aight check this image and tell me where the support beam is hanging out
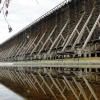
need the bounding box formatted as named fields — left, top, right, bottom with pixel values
left=72, top=77, right=88, bottom=100
left=63, top=76, right=80, bottom=100
left=48, top=73, right=67, bottom=100
left=27, top=74, right=39, bottom=92
left=38, top=72, right=57, bottom=100
left=86, top=26, right=90, bottom=33
left=21, top=38, right=33, bottom=55
left=38, top=25, right=57, bottom=55
left=56, top=79, right=63, bottom=90
left=0, top=69, right=12, bottom=81
left=20, top=70, right=36, bottom=90
left=14, top=70, right=28, bottom=87
left=5, top=70, right=16, bottom=82
left=26, top=36, right=38, bottom=54
left=83, top=77, right=98, bottom=100
left=8, top=44, right=18, bottom=57
left=82, top=14, right=100, bottom=50
left=62, top=80, right=70, bottom=91
left=15, top=41, right=26, bottom=56
left=10, top=43, right=20, bottom=57
left=31, top=73, right=46, bottom=95
left=61, top=34, right=65, bottom=41
left=19, top=39, right=32, bottom=56
left=98, top=22, right=100, bottom=28
left=48, top=20, right=69, bottom=54
left=27, top=37, right=36, bottom=51
left=71, top=7, right=95, bottom=50
left=62, top=12, right=85, bottom=51
left=6, top=46, right=15, bottom=58
left=30, top=30, right=47, bottom=55
left=62, top=35, right=70, bottom=46
left=12, top=70, right=25, bottom=85
left=56, top=37, right=62, bottom=48
left=9, top=70, right=20, bottom=84
left=77, top=7, right=95, bottom=43
left=2, top=48, right=10, bottom=59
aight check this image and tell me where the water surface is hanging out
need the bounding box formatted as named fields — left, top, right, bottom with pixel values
left=0, top=84, right=24, bottom=100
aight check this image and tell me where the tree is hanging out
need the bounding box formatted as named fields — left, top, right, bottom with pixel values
left=0, top=0, right=39, bottom=33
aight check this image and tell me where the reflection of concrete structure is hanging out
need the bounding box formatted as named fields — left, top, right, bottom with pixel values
left=0, top=0, right=100, bottom=61
left=0, top=67, right=100, bottom=100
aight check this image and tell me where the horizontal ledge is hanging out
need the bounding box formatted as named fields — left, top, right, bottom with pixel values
left=0, top=61, right=100, bottom=68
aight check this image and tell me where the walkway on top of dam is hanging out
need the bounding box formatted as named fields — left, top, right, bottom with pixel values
left=0, top=57, right=100, bottom=68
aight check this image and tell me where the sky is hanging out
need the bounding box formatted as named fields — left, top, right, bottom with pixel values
left=0, top=0, right=68, bottom=44
left=0, top=84, right=23, bottom=100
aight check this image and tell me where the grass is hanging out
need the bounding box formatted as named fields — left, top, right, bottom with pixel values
left=37, top=57, right=100, bottom=62
left=15, top=57, right=100, bottom=63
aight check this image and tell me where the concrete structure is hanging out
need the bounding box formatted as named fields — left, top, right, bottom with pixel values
left=0, top=0, right=100, bottom=61
left=0, top=0, right=100, bottom=100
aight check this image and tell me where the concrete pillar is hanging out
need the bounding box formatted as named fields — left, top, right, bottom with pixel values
left=43, top=53, right=47, bottom=60
left=89, top=45, right=91, bottom=57
left=95, top=44, right=97, bottom=57
left=95, top=52, right=97, bottom=57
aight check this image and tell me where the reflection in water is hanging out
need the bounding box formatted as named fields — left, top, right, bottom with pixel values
left=0, top=84, right=23, bottom=100
left=0, top=67, right=100, bottom=100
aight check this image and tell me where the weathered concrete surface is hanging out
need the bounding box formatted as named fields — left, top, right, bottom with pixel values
left=0, top=60, right=100, bottom=68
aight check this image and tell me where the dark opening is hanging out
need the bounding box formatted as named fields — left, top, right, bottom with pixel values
left=87, top=68, right=89, bottom=72
left=87, top=54, right=89, bottom=57
left=82, top=68, right=84, bottom=71
left=91, top=68, right=96, bottom=72
left=97, top=53, right=100, bottom=57
left=91, top=53, right=95, bottom=57
left=98, top=68, right=100, bottom=72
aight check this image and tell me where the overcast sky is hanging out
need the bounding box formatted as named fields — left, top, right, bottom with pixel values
left=0, top=0, right=68, bottom=44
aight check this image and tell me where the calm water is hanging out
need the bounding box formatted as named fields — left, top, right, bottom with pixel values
left=0, top=84, right=24, bottom=100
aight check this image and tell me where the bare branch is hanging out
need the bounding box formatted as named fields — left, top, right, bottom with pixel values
left=0, top=0, right=12, bottom=32
left=5, top=10, right=8, bottom=16
left=36, top=0, right=39, bottom=4
left=5, top=3, right=9, bottom=8
left=8, top=25, right=12, bottom=32
left=0, top=0, right=39, bottom=32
